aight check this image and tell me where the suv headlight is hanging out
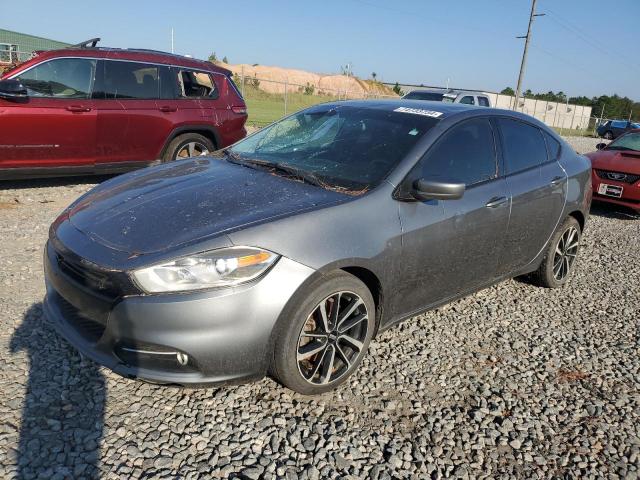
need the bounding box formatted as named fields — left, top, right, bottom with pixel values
left=131, top=247, right=279, bottom=293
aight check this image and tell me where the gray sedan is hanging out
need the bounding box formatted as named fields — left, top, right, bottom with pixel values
left=44, top=100, right=592, bottom=394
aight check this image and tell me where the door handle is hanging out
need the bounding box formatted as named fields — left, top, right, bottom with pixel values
left=485, top=196, right=508, bottom=208
left=159, top=105, right=177, bottom=113
left=66, top=105, right=91, bottom=112
left=550, top=176, right=564, bottom=186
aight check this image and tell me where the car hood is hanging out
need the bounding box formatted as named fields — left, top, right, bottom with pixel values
left=586, top=150, right=640, bottom=175
left=66, top=157, right=350, bottom=254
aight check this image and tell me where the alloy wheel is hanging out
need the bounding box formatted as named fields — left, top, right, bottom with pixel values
left=553, top=226, right=579, bottom=281
left=175, top=141, right=209, bottom=159
left=297, top=291, right=369, bottom=385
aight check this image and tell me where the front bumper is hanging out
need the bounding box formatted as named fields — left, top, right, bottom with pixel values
left=43, top=241, right=315, bottom=386
left=591, top=172, right=640, bottom=212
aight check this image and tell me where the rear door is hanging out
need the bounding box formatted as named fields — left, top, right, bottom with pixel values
left=1, top=57, right=96, bottom=169
left=395, top=117, right=509, bottom=316
left=94, top=60, right=169, bottom=166
left=496, top=118, right=566, bottom=275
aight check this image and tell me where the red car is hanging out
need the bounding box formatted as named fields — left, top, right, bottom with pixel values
left=0, top=41, right=247, bottom=179
left=586, top=129, right=640, bottom=212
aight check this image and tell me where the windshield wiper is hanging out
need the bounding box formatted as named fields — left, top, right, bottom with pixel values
left=223, top=151, right=325, bottom=187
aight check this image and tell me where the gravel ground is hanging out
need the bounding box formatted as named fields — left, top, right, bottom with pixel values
left=0, top=136, right=638, bottom=480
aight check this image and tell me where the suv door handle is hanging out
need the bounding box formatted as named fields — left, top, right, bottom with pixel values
left=66, top=105, right=92, bottom=112
left=550, top=176, right=564, bottom=186
left=159, top=105, right=177, bottom=113
left=485, top=196, right=508, bottom=208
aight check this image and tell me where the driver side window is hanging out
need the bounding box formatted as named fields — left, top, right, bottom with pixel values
left=15, top=58, right=96, bottom=99
left=419, top=118, right=497, bottom=186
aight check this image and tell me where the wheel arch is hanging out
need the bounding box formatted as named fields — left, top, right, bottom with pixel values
left=340, top=266, right=384, bottom=335
left=568, top=210, right=585, bottom=231
left=159, top=125, right=221, bottom=159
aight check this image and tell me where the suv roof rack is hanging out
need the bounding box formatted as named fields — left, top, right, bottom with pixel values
left=70, top=38, right=101, bottom=49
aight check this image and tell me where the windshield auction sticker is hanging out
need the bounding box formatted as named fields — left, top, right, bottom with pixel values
left=394, top=107, right=443, bottom=118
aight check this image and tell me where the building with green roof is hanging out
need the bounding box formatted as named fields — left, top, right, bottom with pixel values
left=0, top=28, right=70, bottom=64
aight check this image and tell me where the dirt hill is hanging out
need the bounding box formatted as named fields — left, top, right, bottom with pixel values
left=217, top=62, right=397, bottom=98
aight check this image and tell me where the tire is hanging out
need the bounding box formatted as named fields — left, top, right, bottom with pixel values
left=162, top=133, right=215, bottom=162
left=530, top=216, right=581, bottom=288
left=603, top=131, right=613, bottom=140
left=272, top=271, right=375, bottom=395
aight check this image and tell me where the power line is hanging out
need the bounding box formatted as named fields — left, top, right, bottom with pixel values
left=544, top=8, right=640, bottom=73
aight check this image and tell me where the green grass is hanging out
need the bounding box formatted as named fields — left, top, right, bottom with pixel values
left=552, top=127, right=596, bottom=138
left=242, top=86, right=340, bottom=126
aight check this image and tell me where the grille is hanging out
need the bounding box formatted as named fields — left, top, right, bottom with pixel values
left=57, top=295, right=106, bottom=344
left=51, top=242, right=139, bottom=300
left=595, top=169, right=640, bottom=185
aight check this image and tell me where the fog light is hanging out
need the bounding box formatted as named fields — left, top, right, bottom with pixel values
left=176, top=352, right=189, bottom=366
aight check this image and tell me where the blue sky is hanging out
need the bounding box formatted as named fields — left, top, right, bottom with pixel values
left=3, top=0, right=638, bottom=99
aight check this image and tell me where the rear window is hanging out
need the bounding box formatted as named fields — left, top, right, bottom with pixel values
left=478, top=96, right=490, bottom=107
left=543, top=131, right=562, bottom=160
left=404, top=91, right=444, bottom=101
left=498, top=118, right=548, bottom=175
left=611, top=120, right=627, bottom=128
left=177, top=70, right=218, bottom=98
left=94, top=60, right=160, bottom=99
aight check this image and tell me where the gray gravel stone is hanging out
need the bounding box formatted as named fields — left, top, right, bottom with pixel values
left=0, top=139, right=638, bottom=478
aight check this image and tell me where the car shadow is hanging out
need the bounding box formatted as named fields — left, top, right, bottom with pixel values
left=0, top=175, right=115, bottom=190
left=9, top=303, right=105, bottom=479
left=590, top=202, right=640, bottom=220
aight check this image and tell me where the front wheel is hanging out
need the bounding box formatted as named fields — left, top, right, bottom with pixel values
left=603, top=131, right=613, bottom=140
left=163, top=133, right=215, bottom=162
left=272, top=272, right=375, bottom=395
left=531, top=216, right=581, bottom=288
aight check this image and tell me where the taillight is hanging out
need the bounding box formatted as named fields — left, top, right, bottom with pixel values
left=231, top=106, right=247, bottom=115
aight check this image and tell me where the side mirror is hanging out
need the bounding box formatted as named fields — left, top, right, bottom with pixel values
left=596, top=143, right=607, bottom=150
left=412, top=178, right=465, bottom=201
left=0, top=79, right=28, bottom=101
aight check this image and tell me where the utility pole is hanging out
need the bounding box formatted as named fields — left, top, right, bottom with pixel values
left=514, top=0, right=544, bottom=112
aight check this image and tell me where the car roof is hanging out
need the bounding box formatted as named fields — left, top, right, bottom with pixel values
left=28, top=47, right=231, bottom=75
left=308, top=99, right=551, bottom=130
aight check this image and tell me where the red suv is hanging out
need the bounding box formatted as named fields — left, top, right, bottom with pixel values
left=0, top=44, right=247, bottom=179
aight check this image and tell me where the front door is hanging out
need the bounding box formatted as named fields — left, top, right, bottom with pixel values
left=395, top=117, right=510, bottom=317
left=0, top=57, right=97, bottom=170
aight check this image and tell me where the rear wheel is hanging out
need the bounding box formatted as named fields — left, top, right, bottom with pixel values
left=531, top=216, right=581, bottom=288
left=272, top=272, right=375, bottom=395
left=163, top=133, right=215, bottom=162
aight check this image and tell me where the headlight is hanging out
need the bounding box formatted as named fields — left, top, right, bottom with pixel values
left=131, top=247, right=279, bottom=293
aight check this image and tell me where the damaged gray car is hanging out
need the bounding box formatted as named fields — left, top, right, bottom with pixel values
left=44, top=100, right=591, bottom=394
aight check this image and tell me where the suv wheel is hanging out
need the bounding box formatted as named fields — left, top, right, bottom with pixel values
left=531, top=216, right=581, bottom=288
left=603, top=131, right=613, bottom=140
left=163, top=133, right=215, bottom=162
left=272, top=271, right=375, bottom=395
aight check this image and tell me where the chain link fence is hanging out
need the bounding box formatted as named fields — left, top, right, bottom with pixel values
left=235, top=73, right=398, bottom=127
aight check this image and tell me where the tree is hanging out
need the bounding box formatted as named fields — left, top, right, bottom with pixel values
left=500, top=87, right=515, bottom=96
left=208, top=52, right=218, bottom=63
left=371, top=72, right=377, bottom=81
left=392, top=82, right=404, bottom=96
left=222, top=56, right=229, bottom=64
